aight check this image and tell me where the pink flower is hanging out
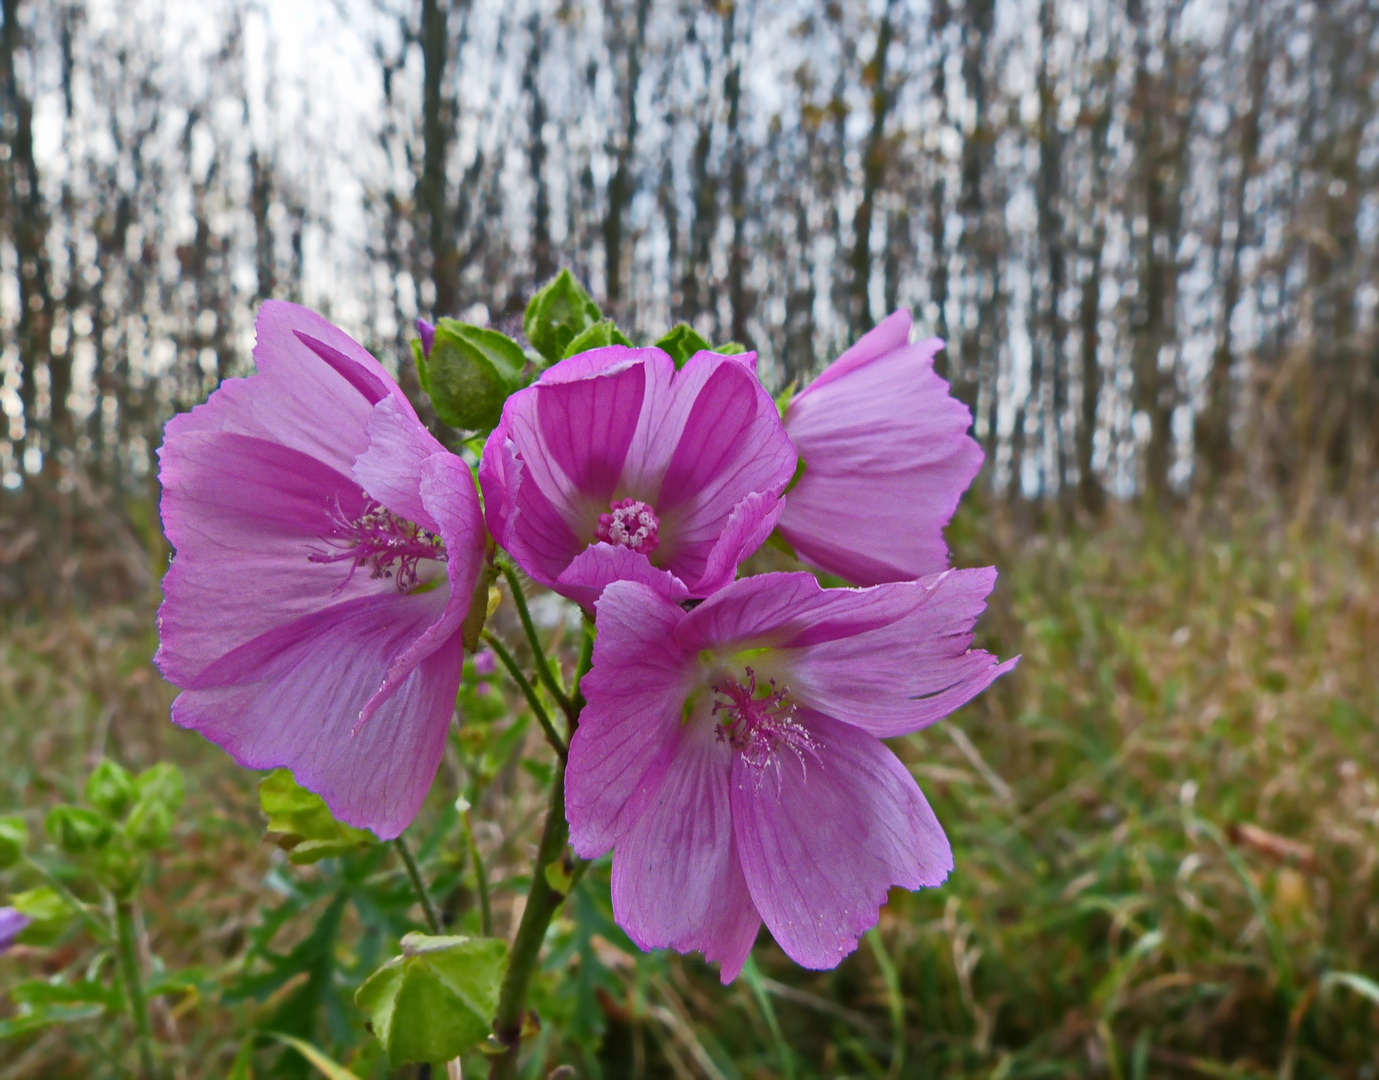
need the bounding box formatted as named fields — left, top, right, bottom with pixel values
left=565, top=570, right=1016, bottom=981
left=0, top=907, right=28, bottom=953
left=777, top=310, right=984, bottom=585
left=480, top=346, right=796, bottom=608
left=156, top=302, right=486, bottom=839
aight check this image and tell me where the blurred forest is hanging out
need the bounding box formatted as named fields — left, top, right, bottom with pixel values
left=1, top=0, right=1378, bottom=607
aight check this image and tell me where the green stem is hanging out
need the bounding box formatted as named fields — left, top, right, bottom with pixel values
left=394, top=836, right=441, bottom=934
left=114, top=897, right=156, bottom=1079
left=483, top=630, right=567, bottom=758
left=25, top=857, right=109, bottom=943
left=497, top=561, right=572, bottom=715
left=461, top=807, right=492, bottom=937
left=489, top=764, right=574, bottom=1079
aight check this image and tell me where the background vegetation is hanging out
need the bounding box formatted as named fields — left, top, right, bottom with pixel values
left=0, top=0, right=1377, bottom=1076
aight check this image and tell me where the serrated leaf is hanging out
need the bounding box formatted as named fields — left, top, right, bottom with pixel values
left=524, top=269, right=602, bottom=364
left=259, top=771, right=377, bottom=864
left=355, top=932, right=507, bottom=1067
left=561, top=318, right=632, bottom=359
left=421, top=321, right=527, bottom=430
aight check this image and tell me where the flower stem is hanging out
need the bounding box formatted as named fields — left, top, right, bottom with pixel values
left=497, top=561, right=572, bottom=715
left=488, top=762, right=573, bottom=1079
left=114, top=897, right=156, bottom=1079
left=461, top=806, right=493, bottom=937
left=483, top=630, right=567, bottom=758
left=394, top=836, right=441, bottom=934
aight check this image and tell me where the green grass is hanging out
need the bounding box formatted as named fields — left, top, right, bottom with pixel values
left=2, top=505, right=1377, bottom=1078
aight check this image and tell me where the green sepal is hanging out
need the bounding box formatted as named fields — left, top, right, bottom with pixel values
left=94, top=836, right=144, bottom=898
left=523, top=269, right=602, bottom=365
left=124, top=763, right=185, bottom=850
left=561, top=318, right=632, bottom=360
left=0, top=815, right=27, bottom=869
left=9, top=886, right=75, bottom=945
left=715, top=340, right=747, bottom=355
left=418, top=321, right=527, bottom=431
left=653, top=323, right=711, bottom=368
left=461, top=560, right=499, bottom=654
left=44, top=805, right=111, bottom=855
left=83, top=760, right=135, bottom=819
left=784, top=455, right=807, bottom=495
left=774, top=380, right=798, bottom=419
left=355, top=932, right=508, bottom=1067
left=258, top=769, right=377, bottom=864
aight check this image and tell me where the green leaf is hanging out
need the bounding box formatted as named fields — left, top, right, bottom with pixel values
left=524, top=269, right=602, bottom=364
left=653, top=323, right=711, bottom=368
left=561, top=318, right=632, bottom=359
left=9, top=886, right=75, bottom=945
left=44, top=805, right=111, bottom=855
left=84, top=759, right=135, bottom=818
left=355, top=932, right=508, bottom=1067
left=11, top=978, right=121, bottom=1011
left=259, top=770, right=377, bottom=864
left=1322, top=970, right=1379, bottom=1010
left=0, top=814, right=27, bottom=869
left=265, top=1033, right=364, bottom=1080
left=227, top=1035, right=256, bottom=1080
left=419, top=320, right=527, bottom=430
left=715, top=340, right=747, bottom=355
left=0, top=1004, right=104, bottom=1040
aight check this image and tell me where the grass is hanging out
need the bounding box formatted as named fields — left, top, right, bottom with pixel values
left=2, top=503, right=1377, bottom=1079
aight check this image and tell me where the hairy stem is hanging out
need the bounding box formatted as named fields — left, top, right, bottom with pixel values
left=483, top=630, right=567, bottom=758
left=497, top=561, right=572, bottom=716
left=461, top=806, right=492, bottom=937
left=114, top=897, right=156, bottom=1079
left=394, top=835, right=441, bottom=934
left=489, top=764, right=573, bottom=1079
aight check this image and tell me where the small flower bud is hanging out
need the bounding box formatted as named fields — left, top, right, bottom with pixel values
left=45, top=805, right=112, bottom=855
left=84, top=759, right=135, bottom=819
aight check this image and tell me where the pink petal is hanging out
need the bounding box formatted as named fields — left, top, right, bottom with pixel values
left=779, top=319, right=983, bottom=584
left=732, top=711, right=952, bottom=970
left=691, top=491, right=785, bottom=597
left=784, top=569, right=1019, bottom=737
left=565, top=581, right=697, bottom=858
left=360, top=452, right=486, bottom=725
left=556, top=543, right=692, bottom=611
left=156, top=431, right=383, bottom=686
left=610, top=717, right=761, bottom=984
left=478, top=417, right=514, bottom=547
left=171, top=589, right=461, bottom=839
left=353, top=396, right=448, bottom=533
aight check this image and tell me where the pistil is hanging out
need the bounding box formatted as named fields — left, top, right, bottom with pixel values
left=312, top=496, right=446, bottom=591
left=712, top=668, right=820, bottom=790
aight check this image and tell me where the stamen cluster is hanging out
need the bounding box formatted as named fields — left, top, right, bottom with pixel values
left=594, top=497, right=660, bottom=555
left=712, top=667, right=820, bottom=790
left=311, top=497, right=446, bottom=591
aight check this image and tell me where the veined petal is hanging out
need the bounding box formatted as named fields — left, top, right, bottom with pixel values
left=565, top=581, right=697, bottom=858
left=732, top=711, right=951, bottom=970
left=610, top=717, right=761, bottom=984
left=171, top=590, right=461, bottom=839
left=353, top=396, right=449, bottom=534
left=556, top=543, right=692, bottom=611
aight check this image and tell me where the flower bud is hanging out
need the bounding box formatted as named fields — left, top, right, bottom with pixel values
left=44, top=805, right=112, bottom=855
left=84, top=759, right=135, bottom=819
left=415, top=321, right=527, bottom=431
left=522, top=269, right=601, bottom=364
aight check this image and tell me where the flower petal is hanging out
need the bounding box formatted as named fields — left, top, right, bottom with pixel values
left=353, top=396, right=448, bottom=533
left=565, top=581, right=697, bottom=858
left=779, top=316, right=983, bottom=584
left=692, top=491, right=786, bottom=598
left=556, top=543, right=691, bottom=611
left=610, top=717, right=761, bottom=984
left=171, top=589, right=461, bottom=839
left=732, top=711, right=951, bottom=970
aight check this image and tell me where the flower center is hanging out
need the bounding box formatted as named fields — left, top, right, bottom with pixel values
left=311, top=496, right=446, bottom=592
left=595, top=497, right=660, bottom=555
left=713, top=668, right=820, bottom=789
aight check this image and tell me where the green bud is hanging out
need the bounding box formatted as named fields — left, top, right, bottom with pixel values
left=523, top=269, right=602, bottom=364
left=418, top=321, right=527, bottom=431
left=355, top=933, right=508, bottom=1067
left=84, top=759, right=135, bottom=819
left=653, top=323, right=711, bottom=368
left=94, top=836, right=144, bottom=898
left=44, top=805, right=112, bottom=855
left=0, top=815, right=27, bottom=869
left=561, top=318, right=632, bottom=360
left=122, top=763, right=185, bottom=851
left=133, top=763, right=185, bottom=812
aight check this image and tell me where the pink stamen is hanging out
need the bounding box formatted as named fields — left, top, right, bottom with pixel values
left=713, top=667, right=821, bottom=792
left=311, top=496, right=446, bottom=592
left=595, top=497, right=660, bottom=555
